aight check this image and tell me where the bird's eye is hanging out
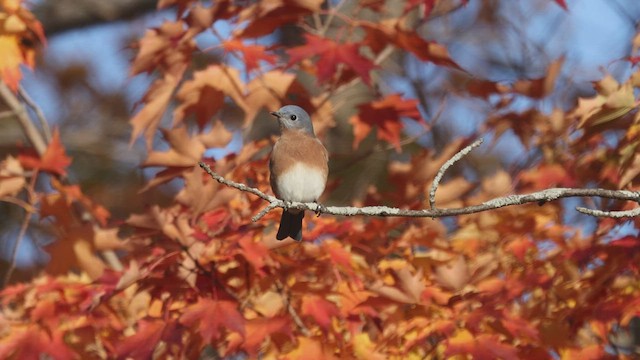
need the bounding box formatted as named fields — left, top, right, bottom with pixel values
left=290, top=115, right=297, bottom=121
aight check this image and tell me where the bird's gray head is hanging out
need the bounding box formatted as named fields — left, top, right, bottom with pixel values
left=270, top=105, right=315, bottom=135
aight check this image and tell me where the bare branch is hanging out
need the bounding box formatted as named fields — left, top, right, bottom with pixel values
left=252, top=203, right=280, bottom=222
left=19, top=86, right=52, bottom=142
left=33, top=0, right=157, bottom=36
left=0, top=83, right=47, bottom=155
left=430, top=138, right=484, bottom=210
left=1, top=82, right=124, bottom=274
left=576, top=206, right=640, bottom=218
left=198, top=161, right=640, bottom=219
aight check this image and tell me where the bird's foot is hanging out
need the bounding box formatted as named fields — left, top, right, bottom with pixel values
left=314, top=201, right=327, bottom=217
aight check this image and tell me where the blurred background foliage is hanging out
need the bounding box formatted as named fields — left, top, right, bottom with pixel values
left=0, top=0, right=639, bottom=288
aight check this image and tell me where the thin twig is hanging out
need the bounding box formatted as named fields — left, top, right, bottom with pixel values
left=199, top=162, right=274, bottom=203
left=0, top=83, right=47, bottom=155
left=198, top=161, right=640, bottom=219
left=252, top=202, right=280, bottom=222
left=3, top=170, right=38, bottom=287
left=1, top=82, right=124, bottom=272
left=319, top=0, right=349, bottom=36
left=429, top=138, right=484, bottom=210
left=576, top=206, right=640, bottom=218
left=275, top=279, right=310, bottom=336
left=19, top=85, right=52, bottom=142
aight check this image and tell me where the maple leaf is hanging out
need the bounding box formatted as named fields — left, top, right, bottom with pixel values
left=0, top=35, right=24, bottom=91
left=554, top=0, right=568, bottom=10
left=179, top=298, right=245, bottom=342
left=130, top=74, right=180, bottom=148
left=143, top=127, right=206, bottom=167
left=115, top=319, right=168, bottom=359
left=238, top=234, right=272, bottom=277
left=560, top=345, right=605, bottom=360
left=222, top=40, right=277, bottom=73
left=18, top=129, right=72, bottom=176
left=403, top=0, right=469, bottom=18
left=130, top=20, right=193, bottom=77
left=287, top=34, right=375, bottom=85
left=236, top=0, right=323, bottom=38
left=0, top=327, right=76, bottom=360
left=52, top=179, right=111, bottom=226
left=513, top=58, right=564, bottom=99
left=243, top=316, right=292, bottom=356
left=301, top=295, right=339, bottom=330
left=286, top=337, right=338, bottom=360
left=361, top=20, right=460, bottom=69
left=518, top=163, right=575, bottom=189
left=349, top=94, right=423, bottom=151
left=173, top=65, right=247, bottom=128
left=244, top=70, right=296, bottom=124
left=0, top=155, right=25, bottom=197
left=445, top=329, right=519, bottom=360
left=505, top=236, right=535, bottom=261
left=0, top=2, right=45, bottom=91
left=352, top=333, right=385, bottom=360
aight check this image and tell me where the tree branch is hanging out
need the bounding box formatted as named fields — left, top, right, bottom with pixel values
left=198, top=162, right=640, bottom=219
left=33, top=0, right=158, bottom=36
left=429, top=138, right=483, bottom=210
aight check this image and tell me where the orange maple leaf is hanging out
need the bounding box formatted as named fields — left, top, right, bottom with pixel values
left=243, top=316, right=292, bottom=356
left=349, top=94, right=423, bottom=151
left=18, top=128, right=72, bottom=176
left=130, top=75, right=180, bottom=148
left=172, top=65, right=247, bottom=128
left=179, top=298, right=245, bottom=341
left=445, top=330, right=519, bottom=360
left=222, top=39, right=277, bottom=73
left=287, top=34, right=375, bottom=85
left=286, top=337, right=338, bottom=360
left=0, top=0, right=45, bottom=91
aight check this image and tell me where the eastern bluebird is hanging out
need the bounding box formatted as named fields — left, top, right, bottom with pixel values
left=269, top=105, right=329, bottom=241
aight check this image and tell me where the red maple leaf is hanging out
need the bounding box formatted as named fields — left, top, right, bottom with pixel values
left=301, top=295, right=340, bottom=331
left=361, top=21, right=460, bottom=69
left=0, top=327, right=76, bottom=360
left=554, top=0, right=568, bottom=10
left=180, top=298, right=245, bottom=341
left=18, top=128, right=72, bottom=176
left=628, top=56, right=640, bottom=65
left=287, top=34, right=375, bottom=85
left=222, top=40, right=277, bottom=73
left=116, top=320, right=168, bottom=359
left=349, top=94, right=423, bottom=151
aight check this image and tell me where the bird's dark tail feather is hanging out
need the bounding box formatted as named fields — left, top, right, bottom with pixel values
left=276, top=210, right=304, bottom=241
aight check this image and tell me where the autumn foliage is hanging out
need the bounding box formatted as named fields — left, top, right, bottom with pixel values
left=1, top=0, right=640, bottom=359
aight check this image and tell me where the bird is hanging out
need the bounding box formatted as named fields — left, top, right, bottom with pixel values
left=269, top=105, right=329, bottom=241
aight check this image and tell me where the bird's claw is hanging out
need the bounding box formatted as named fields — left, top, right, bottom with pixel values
left=314, top=202, right=327, bottom=217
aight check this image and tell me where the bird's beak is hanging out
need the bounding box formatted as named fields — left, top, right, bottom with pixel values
left=270, top=111, right=281, bottom=119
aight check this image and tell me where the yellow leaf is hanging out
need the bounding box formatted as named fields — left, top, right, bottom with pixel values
left=0, top=155, right=25, bottom=197
left=252, top=291, right=284, bottom=318
left=0, top=35, right=23, bottom=90
left=353, top=333, right=385, bottom=360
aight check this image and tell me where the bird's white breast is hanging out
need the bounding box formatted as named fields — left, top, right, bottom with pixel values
left=277, top=163, right=326, bottom=202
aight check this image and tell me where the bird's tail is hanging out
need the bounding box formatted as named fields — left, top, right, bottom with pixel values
left=276, top=210, right=304, bottom=241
